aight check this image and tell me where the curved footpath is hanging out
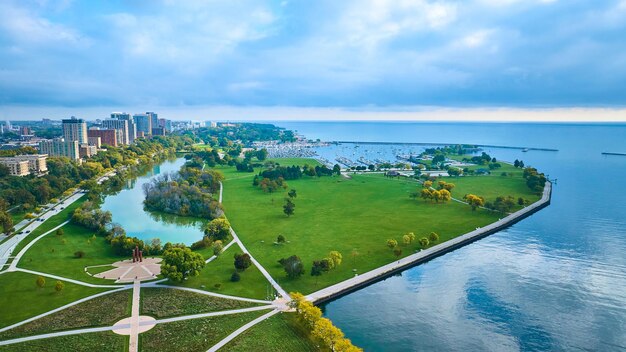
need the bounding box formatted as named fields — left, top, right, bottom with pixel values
left=306, top=181, right=553, bottom=303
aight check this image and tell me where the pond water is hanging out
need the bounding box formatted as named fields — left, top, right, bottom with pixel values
left=100, top=157, right=205, bottom=245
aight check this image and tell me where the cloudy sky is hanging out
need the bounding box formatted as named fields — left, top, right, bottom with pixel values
left=1, top=0, right=625, bottom=120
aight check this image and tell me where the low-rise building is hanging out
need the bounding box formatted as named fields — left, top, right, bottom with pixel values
left=79, top=144, right=98, bottom=158
left=0, top=158, right=29, bottom=176
left=88, top=136, right=102, bottom=149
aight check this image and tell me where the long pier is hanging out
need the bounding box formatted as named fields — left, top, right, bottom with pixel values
left=601, top=152, right=626, bottom=156
left=334, top=140, right=559, bottom=152
left=307, top=181, right=553, bottom=304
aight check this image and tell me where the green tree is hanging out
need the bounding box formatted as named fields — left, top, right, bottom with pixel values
left=234, top=253, right=252, bottom=271
left=36, top=276, right=45, bottom=289
left=231, top=271, right=241, bottom=282
left=278, top=255, right=304, bottom=278
left=283, top=198, right=295, bottom=217
left=203, top=218, right=231, bottom=241
left=277, top=234, right=286, bottom=243
left=393, top=246, right=402, bottom=258
left=386, top=239, right=398, bottom=249
left=54, top=281, right=65, bottom=293
left=0, top=212, right=13, bottom=234
left=429, top=232, right=439, bottom=242
left=419, top=237, right=430, bottom=248
left=333, top=164, right=341, bottom=175
left=161, top=247, right=205, bottom=282
left=288, top=189, right=297, bottom=198
left=464, top=194, right=485, bottom=211
left=402, top=234, right=411, bottom=245
left=212, top=240, right=223, bottom=256
left=311, top=261, right=324, bottom=285
left=407, top=232, right=416, bottom=243
left=328, top=251, right=342, bottom=267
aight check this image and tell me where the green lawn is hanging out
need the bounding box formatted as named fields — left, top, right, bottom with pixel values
left=139, top=310, right=267, bottom=352
left=265, top=158, right=321, bottom=167
left=0, top=271, right=108, bottom=329
left=140, top=287, right=261, bottom=318
left=19, top=222, right=124, bottom=285
left=170, top=243, right=275, bottom=300
left=221, top=164, right=502, bottom=294
left=222, top=312, right=318, bottom=352
left=0, top=331, right=126, bottom=352
left=9, top=209, right=27, bottom=227
left=0, top=289, right=131, bottom=340
left=442, top=175, right=541, bottom=210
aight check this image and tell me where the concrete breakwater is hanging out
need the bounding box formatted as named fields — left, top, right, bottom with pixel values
left=307, top=181, right=553, bottom=304
left=334, top=140, right=559, bottom=152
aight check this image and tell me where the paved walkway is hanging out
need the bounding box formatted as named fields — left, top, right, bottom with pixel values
left=128, top=280, right=141, bottom=352
left=306, top=181, right=552, bottom=303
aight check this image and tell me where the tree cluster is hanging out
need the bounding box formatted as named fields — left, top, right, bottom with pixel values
left=255, top=177, right=288, bottom=193
left=278, top=255, right=305, bottom=278
left=463, top=194, right=485, bottom=210
left=290, top=293, right=363, bottom=352
left=161, top=246, right=205, bottom=282
left=523, top=167, right=547, bottom=192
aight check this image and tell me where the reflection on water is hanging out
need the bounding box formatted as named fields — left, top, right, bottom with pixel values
left=100, top=157, right=206, bottom=245
left=277, top=122, right=626, bottom=352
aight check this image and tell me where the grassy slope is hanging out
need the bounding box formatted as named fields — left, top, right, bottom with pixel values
left=139, top=310, right=267, bottom=352
left=0, top=271, right=108, bottom=328
left=171, top=242, right=275, bottom=300
left=19, top=222, right=123, bottom=285
left=0, top=331, right=126, bottom=352
left=222, top=165, right=501, bottom=294
left=0, top=289, right=131, bottom=340
left=141, top=287, right=260, bottom=318
left=222, top=312, right=318, bottom=352
left=446, top=175, right=541, bottom=210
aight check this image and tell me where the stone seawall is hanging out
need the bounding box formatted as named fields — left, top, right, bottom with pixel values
left=307, top=181, right=553, bottom=304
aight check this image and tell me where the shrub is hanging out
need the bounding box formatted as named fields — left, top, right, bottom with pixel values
left=74, top=250, right=85, bottom=258
left=230, top=272, right=241, bottom=282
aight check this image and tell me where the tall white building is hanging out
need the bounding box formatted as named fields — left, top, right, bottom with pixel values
left=39, top=139, right=79, bottom=160
left=62, top=117, right=88, bottom=144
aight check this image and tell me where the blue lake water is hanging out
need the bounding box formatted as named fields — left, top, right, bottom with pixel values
left=100, top=157, right=205, bottom=245
left=276, top=122, right=626, bottom=351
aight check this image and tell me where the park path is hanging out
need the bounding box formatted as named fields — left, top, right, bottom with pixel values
left=207, top=309, right=280, bottom=352
left=128, top=280, right=141, bottom=352
left=218, top=182, right=290, bottom=300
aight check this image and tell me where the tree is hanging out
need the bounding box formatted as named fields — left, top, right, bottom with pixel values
left=420, top=188, right=432, bottom=201
left=393, top=246, right=402, bottom=258
left=231, top=271, right=241, bottom=282
left=277, top=234, right=286, bottom=243
left=402, top=234, right=411, bottom=245
left=407, top=232, right=416, bottom=243
left=423, top=180, right=433, bottom=189
left=283, top=198, right=295, bottom=217
left=203, top=218, right=231, bottom=241
left=386, top=239, right=398, bottom=249
left=429, top=232, right=439, bottom=242
left=514, top=159, right=520, bottom=168
left=234, top=253, right=252, bottom=271
left=56, top=228, right=64, bottom=236
left=74, top=250, right=85, bottom=258
left=54, top=280, right=65, bottom=293
left=36, top=276, right=45, bottom=289
left=328, top=251, right=342, bottom=267
left=464, top=194, right=485, bottom=211
left=311, top=261, right=324, bottom=285
left=212, top=240, right=223, bottom=256
left=518, top=197, right=525, bottom=206
left=333, top=164, right=341, bottom=175
left=419, top=237, right=430, bottom=248
left=161, top=247, right=205, bottom=282
left=312, top=317, right=346, bottom=351
left=288, top=189, right=297, bottom=198
left=278, top=255, right=304, bottom=278
left=519, top=160, right=525, bottom=168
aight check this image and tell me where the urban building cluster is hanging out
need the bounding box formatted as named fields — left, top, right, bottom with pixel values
left=0, top=112, right=174, bottom=175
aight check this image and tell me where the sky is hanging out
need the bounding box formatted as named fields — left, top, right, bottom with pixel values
left=1, top=0, right=626, bottom=121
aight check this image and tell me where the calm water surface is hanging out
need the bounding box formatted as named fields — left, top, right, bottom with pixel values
left=100, top=157, right=205, bottom=245
left=277, top=122, right=626, bottom=351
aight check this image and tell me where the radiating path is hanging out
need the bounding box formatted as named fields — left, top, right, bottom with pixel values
left=207, top=309, right=280, bottom=352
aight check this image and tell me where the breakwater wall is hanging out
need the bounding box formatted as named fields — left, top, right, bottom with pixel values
left=334, top=141, right=559, bottom=152
left=307, top=181, right=553, bottom=304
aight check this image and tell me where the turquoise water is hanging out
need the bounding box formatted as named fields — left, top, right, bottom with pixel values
left=277, top=122, right=626, bottom=351
left=100, top=157, right=205, bottom=245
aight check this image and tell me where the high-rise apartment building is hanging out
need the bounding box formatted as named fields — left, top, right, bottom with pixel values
left=88, top=129, right=118, bottom=147
left=102, top=119, right=129, bottom=145
left=111, top=112, right=136, bottom=143
left=39, top=139, right=79, bottom=160
left=62, top=117, right=88, bottom=144
left=134, top=113, right=152, bottom=136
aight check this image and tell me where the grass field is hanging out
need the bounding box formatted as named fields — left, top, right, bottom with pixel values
left=265, top=158, right=322, bottom=167
left=445, top=174, right=541, bottom=210
left=220, top=159, right=503, bottom=294
left=140, top=287, right=260, bottom=318
left=0, top=289, right=131, bottom=340
left=170, top=243, right=275, bottom=300
left=139, top=310, right=267, bottom=352
left=223, top=312, right=318, bottom=352
left=0, top=331, right=126, bottom=352
left=0, top=271, right=108, bottom=328
left=19, top=222, right=124, bottom=285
